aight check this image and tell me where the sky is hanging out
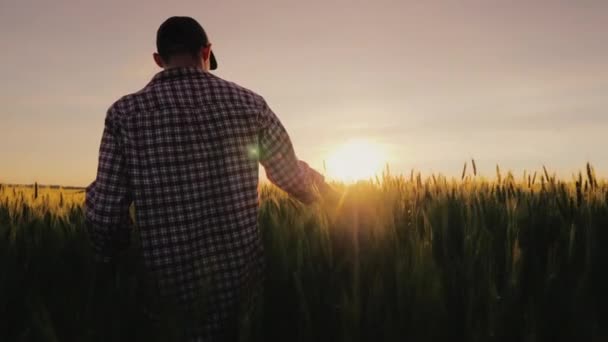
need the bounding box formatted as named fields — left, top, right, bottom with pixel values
left=1, top=0, right=607, bottom=186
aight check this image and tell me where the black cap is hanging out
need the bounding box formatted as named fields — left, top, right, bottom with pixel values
left=156, top=16, right=218, bottom=70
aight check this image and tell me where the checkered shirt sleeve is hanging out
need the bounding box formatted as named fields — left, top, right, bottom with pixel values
left=258, top=102, right=325, bottom=204
left=85, top=108, right=133, bottom=262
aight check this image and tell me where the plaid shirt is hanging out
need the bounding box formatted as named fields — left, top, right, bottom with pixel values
left=85, top=67, right=324, bottom=340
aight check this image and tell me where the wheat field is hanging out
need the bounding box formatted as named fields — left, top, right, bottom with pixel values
left=1, top=164, right=607, bottom=341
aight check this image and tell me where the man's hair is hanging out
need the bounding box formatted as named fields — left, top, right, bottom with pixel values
left=156, top=16, right=210, bottom=62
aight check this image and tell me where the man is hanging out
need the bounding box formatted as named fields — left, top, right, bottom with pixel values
left=86, top=16, right=329, bottom=341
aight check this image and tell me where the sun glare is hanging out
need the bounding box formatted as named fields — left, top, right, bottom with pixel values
left=325, top=140, right=388, bottom=182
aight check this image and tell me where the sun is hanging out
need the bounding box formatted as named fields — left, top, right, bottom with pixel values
left=325, top=140, right=388, bottom=182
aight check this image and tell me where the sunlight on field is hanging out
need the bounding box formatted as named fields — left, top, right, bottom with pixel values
left=0, top=185, right=85, bottom=217
left=324, top=139, right=388, bottom=182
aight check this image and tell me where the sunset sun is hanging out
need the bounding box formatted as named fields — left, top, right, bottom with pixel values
left=325, top=140, right=388, bottom=182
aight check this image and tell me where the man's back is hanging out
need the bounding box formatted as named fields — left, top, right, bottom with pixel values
left=86, top=67, right=324, bottom=340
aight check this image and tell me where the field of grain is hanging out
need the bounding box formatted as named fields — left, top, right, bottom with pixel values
left=1, top=164, right=607, bottom=341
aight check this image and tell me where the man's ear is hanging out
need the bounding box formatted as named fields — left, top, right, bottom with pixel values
left=201, top=45, right=212, bottom=69
left=153, top=53, right=165, bottom=68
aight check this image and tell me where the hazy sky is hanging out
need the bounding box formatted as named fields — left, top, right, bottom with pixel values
left=1, top=0, right=607, bottom=186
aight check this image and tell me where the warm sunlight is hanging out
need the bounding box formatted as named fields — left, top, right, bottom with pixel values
left=325, top=139, right=388, bottom=182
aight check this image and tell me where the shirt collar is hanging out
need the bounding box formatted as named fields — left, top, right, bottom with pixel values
left=148, top=67, right=208, bottom=85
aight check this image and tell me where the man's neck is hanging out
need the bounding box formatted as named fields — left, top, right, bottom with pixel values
left=164, top=56, right=203, bottom=69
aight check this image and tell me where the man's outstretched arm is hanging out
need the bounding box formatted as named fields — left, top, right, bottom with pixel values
left=85, top=109, right=133, bottom=262
left=257, top=101, right=329, bottom=204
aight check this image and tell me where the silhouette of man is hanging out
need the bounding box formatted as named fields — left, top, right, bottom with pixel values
left=86, top=16, right=329, bottom=341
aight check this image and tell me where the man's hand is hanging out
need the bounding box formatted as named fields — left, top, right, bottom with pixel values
left=315, top=182, right=344, bottom=208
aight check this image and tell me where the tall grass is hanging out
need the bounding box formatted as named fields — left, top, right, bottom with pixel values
left=0, top=165, right=607, bottom=341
